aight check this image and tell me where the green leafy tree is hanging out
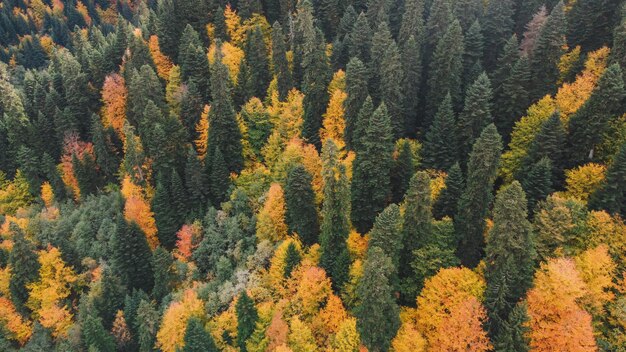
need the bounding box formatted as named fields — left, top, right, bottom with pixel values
left=455, top=124, right=502, bottom=267
left=355, top=247, right=400, bottom=352
left=284, top=164, right=319, bottom=245
left=351, top=103, right=393, bottom=234
left=236, top=292, right=258, bottom=352
left=82, top=313, right=116, bottom=352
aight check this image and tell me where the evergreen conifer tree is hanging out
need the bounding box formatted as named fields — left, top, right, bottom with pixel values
left=9, top=231, right=39, bottom=312
left=284, top=164, right=319, bottom=246
left=481, top=0, right=514, bottom=70
left=302, top=28, right=331, bottom=149
left=463, top=20, right=484, bottom=89
left=589, top=142, right=626, bottom=217
left=520, top=157, right=553, bottom=214
left=152, top=174, right=177, bottom=249
left=236, top=292, right=258, bottom=352
left=110, top=220, right=154, bottom=293
left=272, top=22, right=292, bottom=101
left=401, top=35, right=423, bottom=134
left=380, top=41, right=405, bottom=137
left=347, top=13, right=372, bottom=64
left=391, top=141, right=416, bottom=204
left=422, top=94, right=457, bottom=170
left=182, top=318, right=218, bottom=352
left=344, top=57, right=369, bottom=150
left=456, top=72, right=493, bottom=164
left=433, top=162, right=464, bottom=219
left=283, top=242, right=302, bottom=278
left=242, top=26, right=270, bottom=100
left=209, top=147, right=231, bottom=206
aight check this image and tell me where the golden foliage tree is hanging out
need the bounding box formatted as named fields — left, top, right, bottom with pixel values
left=121, top=176, right=159, bottom=249
left=148, top=35, right=173, bottom=80
left=429, top=297, right=492, bottom=352
left=101, top=73, right=127, bottom=138
left=256, top=183, right=289, bottom=242
left=156, top=289, right=205, bottom=352
left=0, top=297, right=32, bottom=345
left=564, top=163, right=606, bottom=202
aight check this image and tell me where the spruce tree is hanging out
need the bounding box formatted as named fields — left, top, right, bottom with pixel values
left=236, top=292, right=258, bottom=352
left=399, top=171, right=433, bottom=303
left=242, top=26, right=270, bottom=100
left=589, top=142, right=626, bottom=218
left=351, top=103, right=394, bottom=234
left=9, top=231, right=39, bottom=312
left=213, top=6, right=228, bottom=41
left=433, top=162, right=464, bottom=219
left=481, top=0, right=514, bottom=70
left=344, top=57, right=369, bottom=150
left=170, top=169, right=188, bottom=221
left=207, top=42, right=243, bottom=174
left=184, top=147, right=208, bottom=217
left=567, top=0, right=620, bottom=51
left=424, top=0, right=454, bottom=51
left=567, top=63, right=625, bottom=167
left=331, top=6, right=358, bottom=69
left=422, top=94, right=457, bottom=170
left=463, top=20, right=484, bottom=89
left=178, top=25, right=211, bottom=102
left=456, top=72, right=493, bottom=164
left=611, top=18, right=626, bottom=73
left=302, top=28, right=331, bottom=149
left=152, top=246, right=174, bottom=303
left=183, top=318, right=218, bottom=352
left=496, top=55, right=531, bottom=140
left=272, top=22, right=292, bottom=101
left=319, top=140, right=351, bottom=291
left=455, top=124, right=502, bottom=267
left=369, top=22, right=394, bottom=103
left=283, top=242, right=302, bottom=278
left=401, top=35, right=423, bottom=134
left=493, top=303, right=530, bottom=352
left=368, top=204, right=403, bottom=271
left=208, top=147, right=230, bottom=206
left=520, top=157, right=553, bottom=214
left=390, top=140, right=416, bottom=204
left=110, top=220, right=154, bottom=293
left=397, top=0, right=424, bottom=47
left=519, top=112, right=566, bottom=183
left=530, top=1, right=567, bottom=100
left=352, top=96, right=374, bottom=152
left=380, top=41, right=405, bottom=137
left=284, top=164, right=319, bottom=246
left=485, top=181, right=535, bottom=340
left=347, top=13, right=372, bottom=64
left=91, top=116, right=119, bottom=184
left=82, top=313, right=117, bottom=352
left=426, top=19, right=464, bottom=122
left=152, top=174, right=177, bottom=250
left=355, top=247, right=400, bottom=352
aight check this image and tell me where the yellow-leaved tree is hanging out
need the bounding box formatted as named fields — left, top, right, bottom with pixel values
left=256, top=183, right=288, bottom=242
left=121, top=176, right=159, bottom=249
left=156, top=289, right=205, bottom=352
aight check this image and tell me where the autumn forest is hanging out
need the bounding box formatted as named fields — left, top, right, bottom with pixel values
left=0, top=0, right=625, bottom=351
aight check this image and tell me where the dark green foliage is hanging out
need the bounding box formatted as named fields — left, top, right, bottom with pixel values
left=236, top=291, right=258, bottom=352
left=493, top=302, right=530, bottom=352
left=530, top=1, right=567, bottom=100
left=156, top=0, right=182, bottom=59
left=455, top=124, right=502, bottom=267
left=399, top=171, right=433, bottom=303
left=423, top=94, right=457, bottom=170
left=368, top=204, right=402, bottom=271
left=410, top=243, right=459, bottom=294
left=380, top=41, right=405, bottom=137
left=426, top=19, right=464, bottom=121
left=456, top=73, right=493, bottom=164
left=369, top=22, right=394, bottom=103
left=93, top=266, right=125, bottom=330
left=170, top=169, right=188, bottom=221
left=182, top=318, right=218, bottom=352
left=352, top=95, right=374, bottom=157
left=481, top=0, right=514, bottom=70
left=344, top=57, right=369, bottom=150
left=213, top=7, right=228, bottom=41
left=612, top=18, right=626, bottom=73
left=398, top=0, right=424, bottom=47
left=91, top=116, right=119, bottom=184
left=494, top=43, right=531, bottom=139
left=16, top=145, right=42, bottom=194
left=391, top=141, right=416, bottom=204
left=347, top=13, right=372, bottom=64
left=302, top=28, right=331, bottom=149
left=208, top=147, right=230, bottom=206
left=401, top=35, right=423, bottom=134
left=433, top=162, right=464, bottom=219
left=185, top=147, right=209, bottom=217
left=484, top=181, right=535, bottom=340
left=283, top=242, right=302, bottom=278
left=589, top=142, right=626, bottom=218
left=241, top=26, right=271, bottom=101
left=319, top=140, right=351, bottom=291
left=82, top=313, right=116, bottom=352
left=520, top=113, right=566, bottom=183
left=72, top=152, right=101, bottom=197
left=179, top=82, right=204, bottom=138
left=110, top=220, right=154, bottom=293
left=520, top=157, right=553, bottom=214
left=9, top=231, right=39, bottom=312
left=126, top=66, right=166, bottom=128
left=567, top=0, right=621, bottom=51
left=424, top=0, right=454, bottom=51
left=135, top=299, right=159, bottom=352
left=152, top=174, right=178, bottom=250
left=463, top=20, right=484, bottom=89
left=351, top=103, right=393, bottom=234
left=355, top=247, right=400, bottom=352
left=271, top=22, right=292, bottom=101
left=152, top=247, right=174, bottom=303
left=178, top=25, right=211, bottom=102
left=567, top=64, right=625, bottom=167
left=284, top=164, right=319, bottom=245
left=207, top=43, right=243, bottom=174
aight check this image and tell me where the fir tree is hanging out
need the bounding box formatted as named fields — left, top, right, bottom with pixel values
left=398, top=0, right=424, bottom=47
left=9, top=231, right=39, bottom=312
left=73, top=153, right=101, bottom=197
left=152, top=174, right=177, bottom=250
left=463, top=20, right=484, bottom=89
left=520, top=157, right=553, bottom=214
left=178, top=25, right=211, bottom=102
left=611, top=18, right=626, bottom=73
left=213, top=7, right=228, bottom=41
left=182, top=318, right=218, bottom=352
left=493, top=303, right=530, bottom=352
left=242, top=26, right=270, bottom=100
left=284, top=164, right=319, bottom=246
left=567, top=63, right=625, bottom=167
left=422, top=94, right=457, bottom=170
left=456, top=72, right=493, bottom=164
left=156, top=0, right=182, bottom=59
left=184, top=147, right=208, bottom=216
left=302, top=28, right=331, bottom=149
left=391, top=140, right=416, bottom=203
left=272, top=22, right=292, bottom=101
left=209, top=146, right=231, bottom=206
left=152, top=247, right=174, bottom=303
left=519, top=112, right=566, bottom=183
left=283, top=242, right=302, bottom=278
left=455, top=124, right=503, bottom=267
left=401, top=35, right=423, bottom=134
left=368, top=204, right=402, bottom=271
left=347, top=13, right=372, bottom=64
left=530, top=1, right=567, bottom=100
left=369, top=22, right=394, bottom=103
left=207, top=43, right=243, bottom=174
left=344, top=57, right=369, bottom=150
left=433, top=162, right=464, bottom=219
left=380, top=41, right=405, bottom=137
left=82, top=313, right=117, bottom=352
left=110, top=220, right=154, bottom=293
left=495, top=54, right=531, bottom=140
left=170, top=169, right=188, bottom=221
left=319, top=140, right=351, bottom=291
left=426, top=19, right=464, bottom=122
left=351, top=103, right=394, bottom=234
left=481, top=0, right=514, bottom=70
left=589, top=142, right=626, bottom=218
left=424, top=0, right=454, bottom=51
left=355, top=247, right=400, bottom=352
left=484, top=181, right=535, bottom=340
left=399, top=171, right=433, bottom=303
left=236, top=291, right=258, bottom=352
left=91, top=116, right=119, bottom=184
left=567, top=0, right=621, bottom=51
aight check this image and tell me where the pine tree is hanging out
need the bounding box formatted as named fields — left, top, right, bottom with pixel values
left=433, top=162, right=464, bottom=219
left=456, top=73, right=493, bottom=164
left=284, top=164, right=319, bottom=246
left=42, top=152, right=66, bottom=201
left=236, top=292, right=258, bottom=352
left=530, top=1, right=567, bottom=100
left=422, top=94, right=457, bottom=170
left=368, top=203, right=403, bottom=275
left=520, top=157, right=553, bottom=214
left=182, top=318, right=218, bottom=352
left=110, top=220, right=154, bottom=293
left=484, top=182, right=535, bottom=340
left=463, top=20, right=484, bottom=89
left=344, top=57, right=369, bottom=150
left=424, top=0, right=454, bottom=51
left=9, top=231, right=40, bottom=312
left=519, top=112, right=566, bottom=183
left=170, top=169, right=188, bottom=221
left=611, top=18, right=626, bottom=73
left=455, top=124, right=502, bottom=267
left=399, top=171, right=433, bottom=303
left=319, top=140, right=351, bottom=290
left=355, top=247, right=400, bottom=352
left=272, top=22, right=292, bottom=101
left=73, top=153, right=101, bottom=198
left=302, top=28, right=331, bottom=149
left=317, top=0, right=340, bottom=40
left=481, top=0, right=514, bottom=70
left=207, top=42, right=243, bottom=174
left=589, top=142, right=626, bottom=218
left=208, top=146, right=230, bottom=205
left=331, top=6, right=358, bottom=69
left=391, top=140, right=416, bottom=203
left=82, top=313, right=117, bottom=352
left=495, top=54, right=530, bottom=140
left=567, top=63, right=625, bottom=167
left=213, top=7, right=228, bottom=41
left=401, top=35, right=423, bottom=134
left=380, top=41, right=405, bottom=137
left=351, top=103, right=394, bottom=234
left=398, top=0, right=424, bottom=47
left=567, top=0, right=620, bottom=51
left=426, top=19, right=464, bottom=122
left=152, top=174, right=178, bottom=250
left=91, top=116, right=119, bottom=184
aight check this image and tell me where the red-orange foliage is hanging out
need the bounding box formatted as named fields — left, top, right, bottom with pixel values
left=121, top=176, right=159, bottom=249
left=149, top=35, right=173, bottom=80
left=174, top=223, right=202, bottom=261
left=101, top=73, right=127, bottom=138
left=0, top=297, right=32, bottom=345
left=60, top=133, right=95, bottom=200
left=430, top=297, right=492, bottom=352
